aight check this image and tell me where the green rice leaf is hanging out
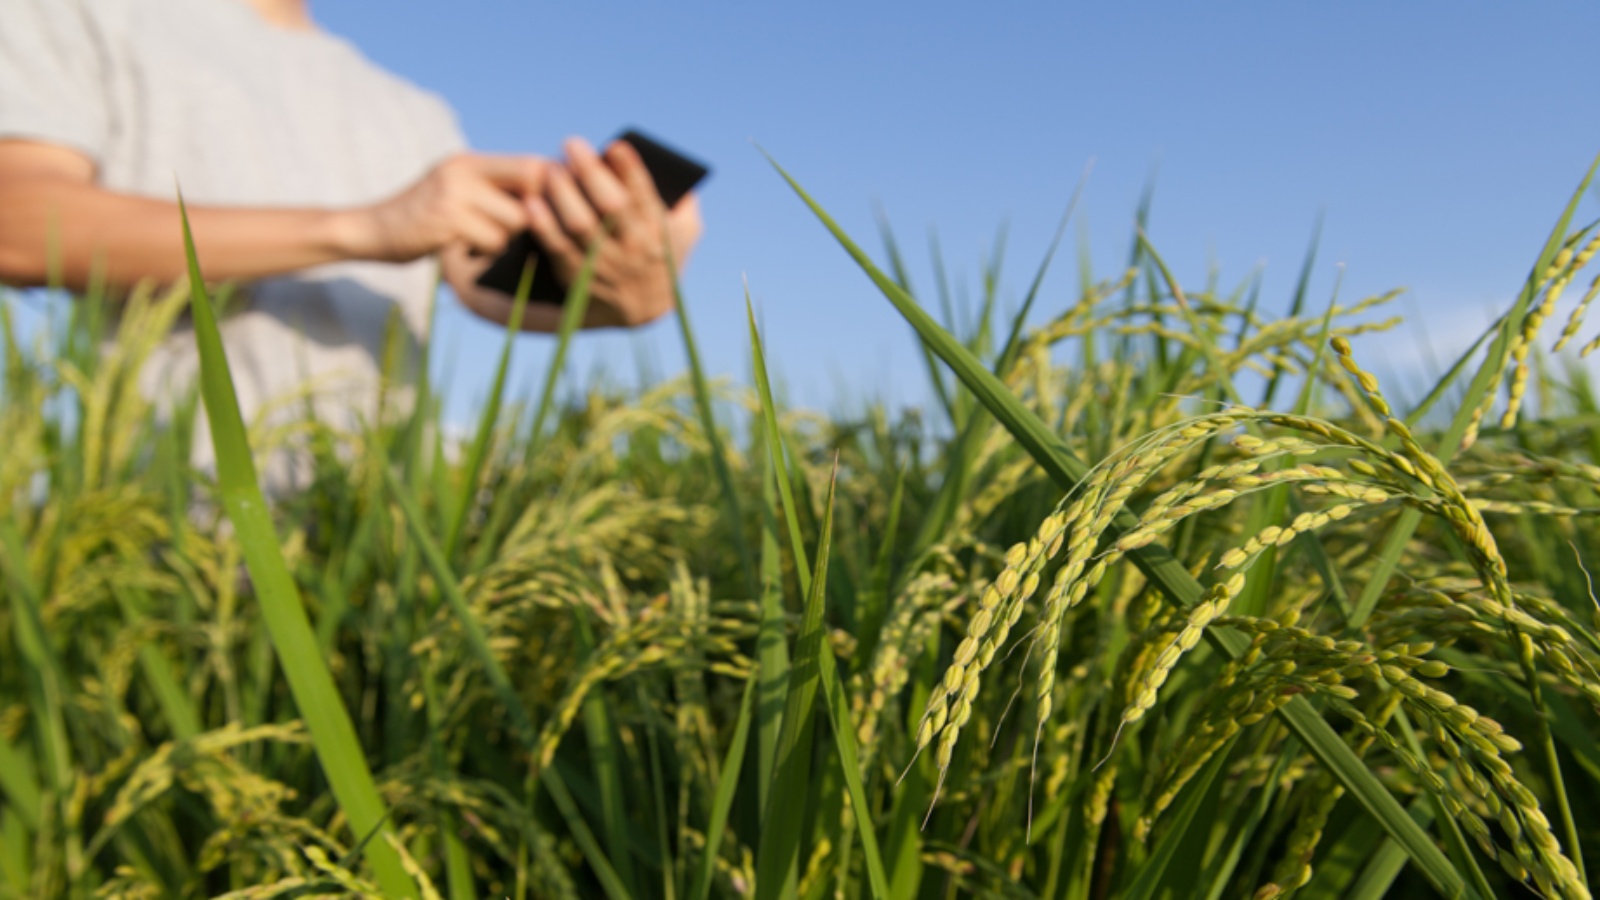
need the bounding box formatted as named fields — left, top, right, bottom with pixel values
left=1122, top=738, right=1235, bottom=900
left=877, top=211, right=954, bottom=425
left=817, top=634, right=889, bottom=897
left=899, top=185, right=1078, bottom=579
left=0, top=732, right=39, bottom=832
left=113, top=587, right=201, bottom=741
left=575, top=614, right=640, bottom=897
left=442, top=261, right=531, bottom=559
left=748, top=299, right=812, bottom=589
left=691, top=665, right=758, bottom=900
left=1341, top=799, right=1434, bottom=900
left=754, top=459, right=839, bottom=900
left=676, top=272, right=757, bottom=598
left=1260, top=217, right=1322, bottom=409
left=176, top=195, right=416, bottom=899
left=853, top=467, right=904, bottom=664
left=756, top=458, right=792, bottom=813
left=525, top=233, right=599, bottom=452
left=1197, top=736, right=1296, bottom=900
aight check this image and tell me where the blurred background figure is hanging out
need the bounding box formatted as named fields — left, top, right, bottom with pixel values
left=0, top=0, right=702, bottom=484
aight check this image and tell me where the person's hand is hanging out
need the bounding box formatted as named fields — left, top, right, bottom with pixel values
left=347, top=153, right=549, bottom=263
left=524, top=137, right=703, bottom=328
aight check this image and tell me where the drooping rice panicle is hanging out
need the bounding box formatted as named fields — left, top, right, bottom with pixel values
left=1554, top=269, right=1600, bottom=352
left=1502, top=244, right=1579, bottom=429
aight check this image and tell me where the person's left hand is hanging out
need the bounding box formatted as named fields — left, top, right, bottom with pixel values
left=525, top=137, right=703, bottom=328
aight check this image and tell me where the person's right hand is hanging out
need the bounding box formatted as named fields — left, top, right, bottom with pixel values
left=347, top=153, right=549, bottom=263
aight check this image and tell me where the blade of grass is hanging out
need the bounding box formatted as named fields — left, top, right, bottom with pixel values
left=0, top=732, right=39, bottom=832
left=817, top=633, right=890, bottom=898
left=691, top=665, right=758, bottom=900
left=748, top=299, right=812, bottom=588
left=756, top=459, right=792, bottom=812
left=928, top=230, right=969, bottom=430
left=1278, top=286, right=1357, bottom=617
left=113, top=587, right=201, bottom=741
left=398, top=268, right=443, bottom=478
left=1137, top=232, right=1242, bottom=407
left=877, top=209, right=954, bottom=426
left=676, top=274, right=756, bottom=598
left=971, top=222, right=1008, bottom=362
left=418, top=660, right=476, bottom=900
left=524, top=239, right=599, bottom=453
left=177, top=194, right=415, bottom=898
left=1121, top=738, right=1236, bottom=900
left=853, top=467, right=903, bottom=665
left=764, top=153, right=1475, bottom=900
left=1341, top=800, right=1436, bottom=900
left=0, top=809, right=30, bottom=891
left=575, top=613, right=640, bottom=897
left=442, top=262, right=531, bottom=559
left=0, top=523, right=75, bottom=820
left=1199, top=733, right=1297, bottom=900
left=899, top=180, right=1082, bottom=577
left=753, top=460, right=839, bottom=900
left=1259, top=215, right=1322, bottom=409
left=637, top=683, right=677, bottom=900
left=542, top=767, right=632, bottom=899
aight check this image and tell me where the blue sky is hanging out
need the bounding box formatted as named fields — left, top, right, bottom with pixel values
left=314, top=2, right=1600, bottom=421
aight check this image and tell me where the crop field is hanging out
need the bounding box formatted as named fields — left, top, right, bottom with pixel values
left=4, top=158, right=1600, bottom=899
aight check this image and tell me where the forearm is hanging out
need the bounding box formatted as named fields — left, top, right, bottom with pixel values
left=0, top=175, right=368, bottom=292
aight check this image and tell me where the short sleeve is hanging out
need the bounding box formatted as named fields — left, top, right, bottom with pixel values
left=429, top=99, right=469, bottom=160
left=0, top=0, right=110, bottom=163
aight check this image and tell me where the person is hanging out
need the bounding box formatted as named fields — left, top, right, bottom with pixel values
left=0, top=0, right=702, bottom=484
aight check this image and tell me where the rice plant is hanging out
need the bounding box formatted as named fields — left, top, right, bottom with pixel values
left=2, top=153, right=1600, bottom=898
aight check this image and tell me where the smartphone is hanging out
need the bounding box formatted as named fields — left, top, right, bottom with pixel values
left=474, top=129, right=710, bottom=302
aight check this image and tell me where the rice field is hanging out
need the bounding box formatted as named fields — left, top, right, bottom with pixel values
left=4, top=156, right=1600, bottom=899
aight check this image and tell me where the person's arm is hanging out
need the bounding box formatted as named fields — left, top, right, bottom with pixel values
left=440, top=137, right=703, bottom=333
left=0, top=140, right=549, bottom=293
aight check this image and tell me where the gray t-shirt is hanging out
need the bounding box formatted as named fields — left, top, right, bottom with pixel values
left=0, top=0, right=466, bottom=477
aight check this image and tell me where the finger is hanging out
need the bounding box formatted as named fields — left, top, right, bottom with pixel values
left=441, top=240, right=490, bottom=283
left=467, top=153, right=549, bottom=197
left=666, top=192, right=704, bottom=262
left=458, top=210, right=514, bottom=256
left=464, top=178, right=529, bottom=234
left=565, top=137, right=632, bottom=220
left=545, top=165, right=603, bottom=243
left=669, top=190, right=702, bottom=224
left=602, top=140, right=662, bottom=211
left=441, top=240, right=474, bottom=270
left=525, top=195, right=582, bottom=270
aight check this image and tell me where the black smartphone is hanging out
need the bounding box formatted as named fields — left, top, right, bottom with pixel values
left=474, top=129, right=710, bottom=302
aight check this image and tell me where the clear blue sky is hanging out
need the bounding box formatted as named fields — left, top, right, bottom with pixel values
left=314, top=2, right=1600, bottom=421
